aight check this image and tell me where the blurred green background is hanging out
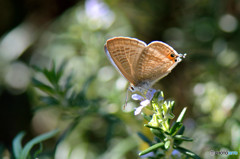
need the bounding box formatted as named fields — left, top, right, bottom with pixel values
left=0, top=0, right=240, bottom=158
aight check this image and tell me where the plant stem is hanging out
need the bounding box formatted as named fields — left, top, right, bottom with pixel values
left=165, top=137, right=174, bottom=159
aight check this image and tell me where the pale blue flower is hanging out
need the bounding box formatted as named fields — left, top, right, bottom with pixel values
left=132, top=89, right=157, bottom=115
left=132, top=94, right=145, bottom=101
left=172, top=149, right=181, bottom=157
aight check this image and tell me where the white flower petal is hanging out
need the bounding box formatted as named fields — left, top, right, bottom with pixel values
left=134, top=105, right=145, bottom=115
left=132, top=94, right=144, bottom=101
left=140, top=99, right=150, bottom=106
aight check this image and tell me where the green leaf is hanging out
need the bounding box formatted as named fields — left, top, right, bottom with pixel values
left=139, top=142, right=165, bottom=156
left=170, top=122, right=183, bottom=136
left=164, top=140, right=171, bottom=149
left=173, top=135, right=193, bottom=142
left=150, top=128, right=166, bottom=141
left=170, top=101, right=175, bottom=110
left=177, top=107, right=187, bottom=123
left=54, top=117, right=81, bottom=154
left=173, top=126, right=186, bottom=146
left=141, top=112, right=151, bottom=122
left=12, top=132, right=25, bottom=158
left=40, top=96, right=59, bottom=105
left=175, top=146, right=201, bottom=159
left=176, top=125, right=185, bottom=135
left=162, top=102, right=168, bottom=113
left=168, top=112, right=175, bottom=119
left=153, top=91, right=161, bottom=100
left=43, top=67, right=58, bottom=86
left=32, top=65, right=43, bottom=72
left=19, top=129, right=59, bottom=159
left=56, top=60, right=67, bottom=80
left=144, top=124, right=160, bottom=130
left=144, top=124, right=160, bottom=129
left=63, top=72, right=74, bottom=90
left=32, top=78, right=55, bottom=95
left=33, top=143, right=43, bottom=159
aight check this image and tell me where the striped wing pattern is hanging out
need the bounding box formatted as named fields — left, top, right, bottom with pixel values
left=104, top=37, right=180, bottom=88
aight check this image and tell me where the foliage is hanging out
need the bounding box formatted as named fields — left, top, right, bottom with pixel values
left=133, top=90, right=200, bottom=158
left=12, top=130, right=59, bottom=159
left=32, top=61, right=99, bottom=109
left=29, top=61, right=138, bottom=158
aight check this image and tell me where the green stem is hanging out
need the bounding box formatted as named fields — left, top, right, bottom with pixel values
left=165, top=137, right=174, bottom=158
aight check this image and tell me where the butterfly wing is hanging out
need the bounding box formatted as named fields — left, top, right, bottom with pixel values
left=135, top=41, right=181, bottom=86
left=104, top=37, right=146, bottom=85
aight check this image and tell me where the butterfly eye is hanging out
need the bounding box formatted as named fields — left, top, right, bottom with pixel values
left=129, top=86, right=136, bottom=92
left=130, top=86, right=135, bottom=91
left=170, top=54, right=175, bottom=57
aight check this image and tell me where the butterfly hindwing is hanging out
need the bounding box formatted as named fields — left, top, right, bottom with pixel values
left=135, top=41, right=180, bottom=84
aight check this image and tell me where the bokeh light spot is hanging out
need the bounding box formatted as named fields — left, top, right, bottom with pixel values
left=4, top=61, right=31, bottom=94
left=217, top=49, right=239, bottom=68
left=115, top=77, right=127, bottom=90
left=0, top=23, right=35, bottom=61
left=193, top=83, right=205, bottom=96
left=98, top=66, right=115, bottom=82
left=221, top=93, right=237, bottom=110
left=219, top=14, right=238, bottom=32
left=84, top=0, right=115, bottom=30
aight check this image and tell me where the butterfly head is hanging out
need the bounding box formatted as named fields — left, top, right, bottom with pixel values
left=167, top=52, right=187, bottom=63
left=128, top=81, right=151, bottom=93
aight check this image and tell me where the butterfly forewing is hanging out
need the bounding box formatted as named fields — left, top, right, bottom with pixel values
left=105, top=37, right=146, bottom=85
left=135, top=42, right=179, bottom=85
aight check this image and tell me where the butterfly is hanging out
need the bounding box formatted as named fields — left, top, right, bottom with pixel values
left=104, top=37, right=186, bottom=92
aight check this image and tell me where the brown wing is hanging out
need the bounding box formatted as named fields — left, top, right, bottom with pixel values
left=105, top=37, right=146, bottom=85
left=135, top=41, right=180, bottom=85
